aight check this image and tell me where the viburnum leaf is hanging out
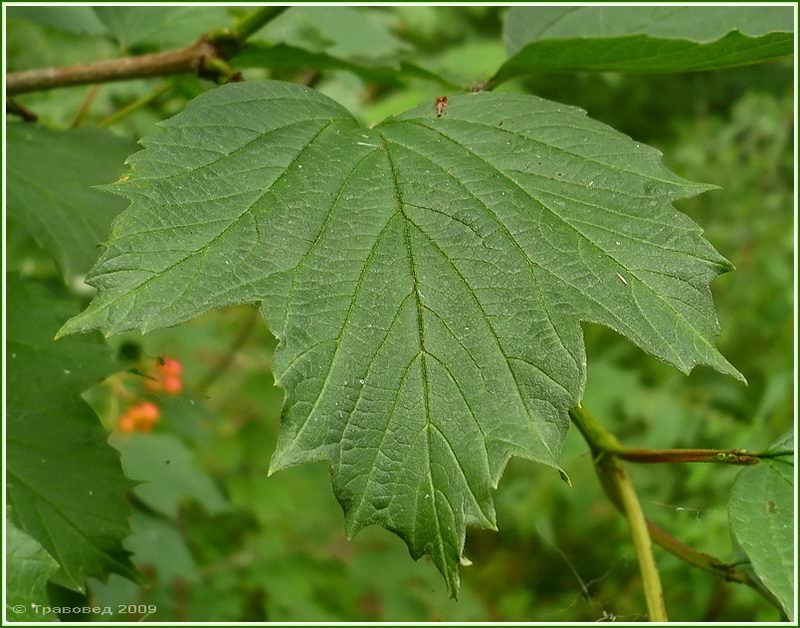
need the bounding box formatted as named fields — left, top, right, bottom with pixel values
left=729, top=430, right=794, bottom=620
left=494, top=6, right=793, bottom=83
left=60, top=81, right=741, bottom=594
left=8, top=277, right=136, bottom=592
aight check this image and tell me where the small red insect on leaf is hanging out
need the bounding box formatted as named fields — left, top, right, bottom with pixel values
left=435, top=96, right=448, bottom=118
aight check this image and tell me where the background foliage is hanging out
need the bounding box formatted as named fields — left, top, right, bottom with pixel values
left=5, top=5, right=794, bottom=622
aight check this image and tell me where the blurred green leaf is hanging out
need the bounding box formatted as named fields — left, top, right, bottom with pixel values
left=124, top=510, right=197, bottom=582
left=233, top=42, right=455, bottom=89
left=7, top=124, right=136, bottom=282
left=254, top=7, right=410, bottom=66
left=6, top=520, right=60, bottom=621
left=93, top=6, right=230, bottom=50
left=428, top=39, right=506, bottom=87
left=7, top=6, right=107, bottom=37
left=7, top=277, right=136, bottom=592
left=494, top=6, right=793, bottom=83
left=112, top=433, right=228, bottom=519
left=729, top=431, right=794, bottom=619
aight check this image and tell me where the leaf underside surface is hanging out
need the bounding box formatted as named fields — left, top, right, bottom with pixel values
left=729, top=431, right=795, bottom=620
left=495, top=6, right=793, bottom=82
left=61, top=81, right=740, bottom=594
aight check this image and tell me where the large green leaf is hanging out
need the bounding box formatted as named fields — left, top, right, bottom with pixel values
left=729, top=430, right=794, bottom=619
left=7, top=125, right=136, bottom=282
left=6, top=520, right=59, bottom=622
left=60, top=81, right=740, bottom=594
left=493, top=6, right=793, bottom=84
left=8, top=277, right=136, bottom=592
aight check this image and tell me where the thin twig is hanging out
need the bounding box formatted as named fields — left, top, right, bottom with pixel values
left=197, top=306, right=260, bottom=393
left=615, top=447, right=760, bottom=466
left=7, top=41, right=219, bottom=95
left=6, top=7, right=286, bottom=96
left=6, top=98, right=38, bottom=122
left=98, top=80, right=173, bottom=128
left=70, top=84, right=101, bottom=128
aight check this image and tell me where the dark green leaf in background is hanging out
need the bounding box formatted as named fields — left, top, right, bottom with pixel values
left=493, top=6, right=793, bottom=83
left=7, top=125, right=136, bottom=282
left=233, top=43, right=455, bottom=90
left=6, top=520, right=60, bottom=621
left=729, top=430, right=795, bottom=620
left=60, top=81, right=741, bottom=594
left=7, top=277, right=136, bottom=592
left=7, top=6, right=107, bottom=37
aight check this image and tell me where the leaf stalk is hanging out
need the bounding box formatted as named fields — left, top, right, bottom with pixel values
left=570, top=403, right=781, bottom=614
left=570, top=403, right=764, bottom=466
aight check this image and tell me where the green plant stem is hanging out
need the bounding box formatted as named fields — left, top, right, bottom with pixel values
left=571, top=404, right=666, bottom=620
left=231, top=6, right=288, bottom=41
left=98, top=80, right=173, bottom=128
left=597, top=451, right=668, bottom=622
left=197, top=306, right=259, bottom=393
left=571, top=403, right=780, bottom=611
left=571, top=404, right=763, bottom=466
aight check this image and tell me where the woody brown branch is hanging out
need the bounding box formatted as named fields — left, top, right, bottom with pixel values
left=6, top=39, right=223, bottom=95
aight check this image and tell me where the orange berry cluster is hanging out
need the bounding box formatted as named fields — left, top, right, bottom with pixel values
left=145, top=357, right=184, bottom=395
left=116, top=356, right=184, bottom=433
left=118, top=401, right=160, bottom=433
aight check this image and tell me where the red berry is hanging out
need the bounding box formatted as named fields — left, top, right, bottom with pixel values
left=135, top=402, right=160, bottom=421
left=158, top=357, right=183, bottom=376
left=162, top=376, right=183, bottom=395
left=118, top=413, right=136, bottom=433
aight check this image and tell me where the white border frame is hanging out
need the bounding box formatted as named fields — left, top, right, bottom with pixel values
left=2, top=2, right=797, bottom=626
